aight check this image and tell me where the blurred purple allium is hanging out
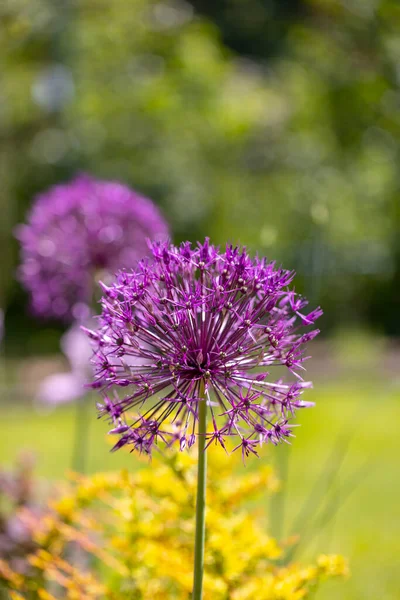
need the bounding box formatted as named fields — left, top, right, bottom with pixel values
left=38, top=324, right=92, bottom=405
left=16, top=174, right=169, bottom=320
left=87, top=240, right=322, bottom=458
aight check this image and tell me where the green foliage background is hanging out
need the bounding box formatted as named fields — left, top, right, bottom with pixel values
left=1, top=0, right=400, bottom=344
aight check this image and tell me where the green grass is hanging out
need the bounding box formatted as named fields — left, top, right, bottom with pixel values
left=283, top=381, right=400, bottom=600
left=0, top=396, right=137, bottom=476
left=1, top=378, right=399, bottom=599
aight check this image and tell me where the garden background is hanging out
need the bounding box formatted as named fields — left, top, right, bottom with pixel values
left=1, top=1, right=399, bottom=598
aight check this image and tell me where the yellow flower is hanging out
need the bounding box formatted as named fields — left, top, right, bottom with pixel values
left=0, top=559, right=24, bottom=589
left=4, top=451, right=347, bottom=599
left=317, top=554, right=350, bottom=577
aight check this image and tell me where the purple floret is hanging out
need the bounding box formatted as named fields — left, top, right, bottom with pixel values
left=87, top=239, right=322, bottom=458
left=16, top=174, right=169, bottom=320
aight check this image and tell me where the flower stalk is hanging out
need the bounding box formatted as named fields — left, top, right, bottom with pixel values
left=72, top=396, right=90, bottom=473
left=192, top=383, right=207, bottom=600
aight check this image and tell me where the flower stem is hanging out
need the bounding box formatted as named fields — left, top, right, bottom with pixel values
left=72, top=397, right=90, bottom=473
left=192, top=384, right=207, bottom=600
left=270, top=443, right=290, bottom=543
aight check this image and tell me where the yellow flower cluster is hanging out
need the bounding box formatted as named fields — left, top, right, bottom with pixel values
left=1, top=451, right=348, bottom=599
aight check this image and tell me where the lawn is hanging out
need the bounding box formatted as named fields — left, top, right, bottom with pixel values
left=0, top=369, right=399, bottom=599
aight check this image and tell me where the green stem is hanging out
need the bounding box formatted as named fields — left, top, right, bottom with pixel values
left=192, top=383, right=207, bottom=600
left=270, top=443, right=290, bottom=545
left=71, top=396, right=90, bottom=473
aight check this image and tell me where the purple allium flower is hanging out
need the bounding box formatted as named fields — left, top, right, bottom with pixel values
left=87, top=240, right=322, bottom=458
left=16, top=174, right=169, bottom=320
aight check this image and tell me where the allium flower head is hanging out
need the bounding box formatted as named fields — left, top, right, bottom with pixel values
left=16, top=174, right=169, bottom=320
left=88, top=240, right=322, bottom=458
